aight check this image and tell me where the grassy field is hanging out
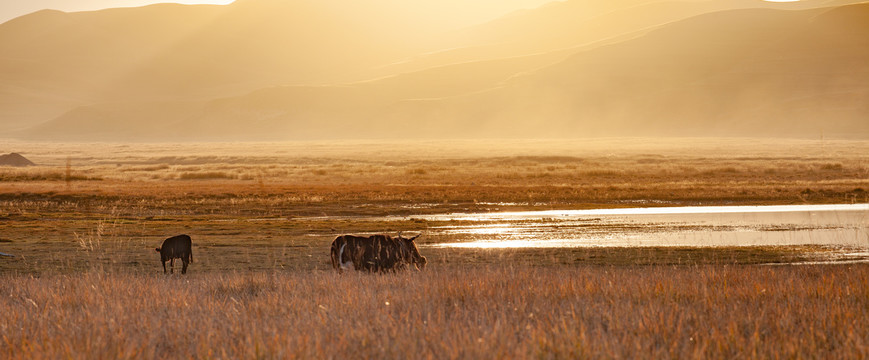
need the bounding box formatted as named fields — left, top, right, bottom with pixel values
left=1, top=138, right=868, bottom=357
left=1, top=138, right=866, bottom=271
left=2, top=266, right=867, bottom=359
left=2, top=138, right=868, bottom=217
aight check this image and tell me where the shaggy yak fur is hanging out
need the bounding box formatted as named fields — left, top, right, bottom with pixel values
left=330, top=234, right=426, bottom=273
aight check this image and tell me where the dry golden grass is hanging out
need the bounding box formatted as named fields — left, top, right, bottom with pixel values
left=0, top=139, right=867, bottom=358
left=2, top=265, right=867, bottom=359
left=1, top=139, right=867, bottom=221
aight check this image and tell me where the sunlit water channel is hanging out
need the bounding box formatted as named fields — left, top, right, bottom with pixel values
left=395, top=204, right=869, bottom=249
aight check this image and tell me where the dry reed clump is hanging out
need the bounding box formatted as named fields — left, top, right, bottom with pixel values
left=0, top=167, right=99, bottom=182
left=120, top=164, right=171, bottom=172
left=1, top=265, right=867, bottom=359
left=819, top=162, right=844, bottom=171
left=177, top=171, right=236, bottom=180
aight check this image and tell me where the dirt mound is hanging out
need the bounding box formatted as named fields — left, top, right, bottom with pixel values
left=0, top=153, right=36, bottom=167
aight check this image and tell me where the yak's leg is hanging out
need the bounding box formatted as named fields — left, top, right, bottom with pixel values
left=170, top=258, right=175, bottom=274
left=181, top=258, right=189, bottom=274
left=162, top=260, right=167, bottom=274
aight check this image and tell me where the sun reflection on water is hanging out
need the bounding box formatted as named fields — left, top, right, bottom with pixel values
left=422, top=204, right=869, bottom=249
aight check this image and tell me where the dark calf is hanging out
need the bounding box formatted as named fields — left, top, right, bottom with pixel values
left=155, top=234, right=193, bottom=274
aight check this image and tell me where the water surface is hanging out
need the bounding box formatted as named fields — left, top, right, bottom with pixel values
left=409, top=204, right=869, bottom=249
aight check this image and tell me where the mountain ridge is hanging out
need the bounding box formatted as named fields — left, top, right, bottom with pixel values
left=6, top=0, right=869, bottom=140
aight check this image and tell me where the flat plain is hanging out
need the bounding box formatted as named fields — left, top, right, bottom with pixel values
left=1, top=138, right=868, bottom=358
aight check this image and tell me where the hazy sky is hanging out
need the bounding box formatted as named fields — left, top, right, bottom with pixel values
left=0, top=0, right=558, bottom=24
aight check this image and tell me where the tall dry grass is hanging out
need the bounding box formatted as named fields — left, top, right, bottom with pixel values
left=2, top=265, right=867, bottom=359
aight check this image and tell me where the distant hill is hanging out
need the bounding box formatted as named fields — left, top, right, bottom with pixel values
left=371, top=0, right=869, bottom=78
left=436, top=3, right=869, bottom=138
left=0, top=4, right=228, bottom=130
left=0, top=0, right=464, bottom=132
left=0, top=153, right=35, bottom=167
left=7, top=0, right=869, bottom=140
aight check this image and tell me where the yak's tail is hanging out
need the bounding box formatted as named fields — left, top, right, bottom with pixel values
left=337, top=243, right=354, bottom=271
left=330, top=237, right=354, bottom=272
left=330, top=240, right=339, bottom=270
left=155, top=247, right=161, bottom=252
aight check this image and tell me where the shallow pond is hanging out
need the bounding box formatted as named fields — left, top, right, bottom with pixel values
left=400, top=204, right=869, bottom=249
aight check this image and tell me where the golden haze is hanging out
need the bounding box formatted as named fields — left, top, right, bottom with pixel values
left=0, top=0, right=867, bottom=139
left=2, top=2, right=869, bottom=358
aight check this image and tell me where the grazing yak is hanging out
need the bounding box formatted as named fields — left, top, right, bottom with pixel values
left=155, top=234, right=193, bottom=274
left=330, top=233, right=426, bottom=273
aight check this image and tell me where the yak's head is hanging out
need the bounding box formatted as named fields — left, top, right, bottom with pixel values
left=398, top=233, right=426, bottom=270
